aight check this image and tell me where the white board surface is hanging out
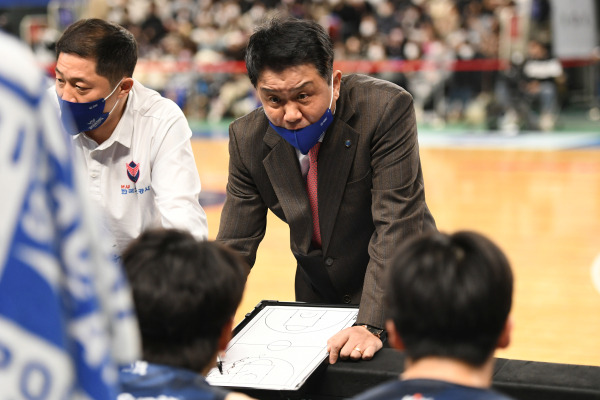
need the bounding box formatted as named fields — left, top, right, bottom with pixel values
left=206, top=304, right=358, bottom=390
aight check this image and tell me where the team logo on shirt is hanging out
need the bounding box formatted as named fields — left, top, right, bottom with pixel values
left=126, top=161, right=140, bottom=183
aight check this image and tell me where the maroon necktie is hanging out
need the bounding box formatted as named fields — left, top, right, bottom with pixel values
left=306, top=142, right=321, bottom=247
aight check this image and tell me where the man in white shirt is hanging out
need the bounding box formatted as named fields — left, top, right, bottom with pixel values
left=54, top=18, right=208, bottom=255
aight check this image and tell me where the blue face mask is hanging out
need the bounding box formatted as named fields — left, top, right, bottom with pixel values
left=268, top=76, right=335, bottom=155
left=57, top=79, right=122, bottom=135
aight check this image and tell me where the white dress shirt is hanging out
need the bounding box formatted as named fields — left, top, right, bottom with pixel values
left=71, top=80, right=208, bottom=255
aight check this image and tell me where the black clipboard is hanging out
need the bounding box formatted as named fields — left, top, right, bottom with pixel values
left=206, top=300, right=359, bottom=391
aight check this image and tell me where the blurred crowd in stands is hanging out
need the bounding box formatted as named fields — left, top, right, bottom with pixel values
left=9, top=0, right=591, bottom=132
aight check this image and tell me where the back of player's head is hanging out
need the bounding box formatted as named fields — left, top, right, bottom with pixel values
left=386, top=230, right=513, bottom=366
left=56, top=18, right=137, bottom=86
left=121, top=229, right=248, bottom=372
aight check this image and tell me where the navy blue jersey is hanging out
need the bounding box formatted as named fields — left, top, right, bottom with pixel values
left=119, top=361, right=229, bottom=400
left=352, top=379, right=515, bottom=400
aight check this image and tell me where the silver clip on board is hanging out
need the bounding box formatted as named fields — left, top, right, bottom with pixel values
left=206, top=301, right=358, bottom=391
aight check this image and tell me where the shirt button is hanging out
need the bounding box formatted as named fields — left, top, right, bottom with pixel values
left=343, top=295, right=352, bottom=304
left=90, top=172, right=98, bottom=178
left=325, top=257, right=334, bottom=266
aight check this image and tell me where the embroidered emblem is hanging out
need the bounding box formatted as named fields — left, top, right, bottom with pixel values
left=126, top=161, right=140, bottom=183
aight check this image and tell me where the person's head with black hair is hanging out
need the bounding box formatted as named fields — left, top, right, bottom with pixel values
left=56, top=18, right=137, bottom=86
left=121, top=229, right=248, bottom=375
left=385, top=230, right=513, bottom=386
left=243, top=17, right=342, bottom=156
left=245, top=17, right=334, bottom=88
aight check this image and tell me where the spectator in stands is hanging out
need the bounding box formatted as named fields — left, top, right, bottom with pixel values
left=590, top=46, right=600, bottom=121
left=53, top=18, right=207, bottom=256
left=119, top=229, right=253, bottom=400
left=529, top=0, right=552, bottom=39
left=352, top=230, right=515, bottom=400
left=520, top=38, right=564, bottom=131
left=216, top=17, right=436, bottom=365
left=141, top=2, right=167, bottom=46
left=445, top=23, right=484, bottom=123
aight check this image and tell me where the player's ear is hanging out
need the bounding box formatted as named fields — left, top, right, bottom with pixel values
left=218, top=317, right=234, bottom=352
left=332, top=70, right=342, bottom=104
left=385, top=319, right=405, bottom=351
left=497, top=315, right=513, bottom=349
left=117, top=77, right=134, bottom=97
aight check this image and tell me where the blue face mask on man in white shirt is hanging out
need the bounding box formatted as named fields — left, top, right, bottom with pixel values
left=57, top=79, right=122, bottom=135
left=268, top=76, right=335, bottom=155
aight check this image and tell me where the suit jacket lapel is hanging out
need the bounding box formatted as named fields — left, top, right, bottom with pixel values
left=262, top=126, right=313, bottom=252
left=318, top=120, right=358, bottom=253
left=318, top=85, right=358, bottom=253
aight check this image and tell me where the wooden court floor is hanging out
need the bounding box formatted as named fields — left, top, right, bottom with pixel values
left=192, top=138, right=600, bottom=368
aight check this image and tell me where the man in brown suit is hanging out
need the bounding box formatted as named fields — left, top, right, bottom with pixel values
left=217, top=18, right=436, bottom=363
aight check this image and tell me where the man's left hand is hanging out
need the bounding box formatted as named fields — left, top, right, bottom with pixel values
left=326, top=325, right=383, bottom=364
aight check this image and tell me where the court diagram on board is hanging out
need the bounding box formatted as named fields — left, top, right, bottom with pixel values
left=206, top=305, right=358, bottom=390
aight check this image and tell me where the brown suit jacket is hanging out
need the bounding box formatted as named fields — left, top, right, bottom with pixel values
left=217, top=74, right=436, bottom=328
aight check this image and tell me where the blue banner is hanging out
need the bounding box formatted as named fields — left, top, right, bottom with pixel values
left=0, top=31, right=140, bottom=399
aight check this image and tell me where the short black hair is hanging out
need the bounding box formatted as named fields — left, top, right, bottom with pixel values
left=386, top=231, right=513, bottom=367
left=245, top=17, right=334, bottom=87
left=56, top=18, right=137, bottom=86
left=121, top=229, right=249, bottom=372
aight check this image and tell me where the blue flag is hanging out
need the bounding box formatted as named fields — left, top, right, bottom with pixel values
left=0, top=31, right=140, bottom=399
